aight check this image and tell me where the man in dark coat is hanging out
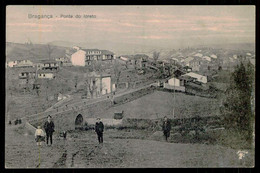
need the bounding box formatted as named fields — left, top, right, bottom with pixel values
left=95, top=118, right=104, bottom=144
left=162, top=116, right=171, bottom=141
left=44, top=115, right=55, bottom=145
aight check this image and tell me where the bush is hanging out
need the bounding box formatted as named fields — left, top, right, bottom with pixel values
left=214, top=129, right=253, bottom=150
left=114, top=113, right=123, bottom=119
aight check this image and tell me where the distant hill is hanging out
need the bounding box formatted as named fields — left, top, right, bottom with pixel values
left=48, top=40, right=166, bottom=56
left=195, top=42, right=255, bottom=52
left=6, top=42, right=68, bottom=61
left=6, top=41, right=255, bottom=63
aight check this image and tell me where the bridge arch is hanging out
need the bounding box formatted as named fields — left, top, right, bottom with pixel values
left=75, top=114, right=84, bottom=130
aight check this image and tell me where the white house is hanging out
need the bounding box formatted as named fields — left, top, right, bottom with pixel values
left=37, top=70, right=55, bottom=79
left=97, top=76, right=112, bottom=95
left=189, top=59, right=201, bottom=72
left=210, top=54, right=217, bottom=59
left=163, top=77, right=185, bottom=92
left=183, top=72, right=207, bottom=84
left=202, top=56, right=211, bottom=62
left=71, top=48, right=115, bottom=66
left=71, top=49, right=87, bottom=66
left=168, top=77, right=180, bottom=87
left=194, top=53, right=203, bottom=58
left=7, top=60, right=34, bottom=68
left=183, top=56, right=194, bottom=66
left=6, top=60, right=18, bottom=67
left=171, top=57, right=179, bottom=62
left=18, top=68, right=36, bottom=79
left=84, top=72, right=114, bottom=97
left=119, top=56, right=129, bottom=61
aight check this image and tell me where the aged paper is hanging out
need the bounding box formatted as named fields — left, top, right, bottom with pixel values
left=5, top=5, right=255, bottom=168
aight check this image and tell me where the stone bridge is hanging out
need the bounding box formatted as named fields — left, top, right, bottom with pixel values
left=27, top=85, right=156, bottom=132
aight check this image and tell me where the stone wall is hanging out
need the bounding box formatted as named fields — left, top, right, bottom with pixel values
left=113, top=86, right=155, bottom=105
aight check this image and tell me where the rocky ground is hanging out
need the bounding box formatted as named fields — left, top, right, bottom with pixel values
left=5, top=123, right=254, bottom=168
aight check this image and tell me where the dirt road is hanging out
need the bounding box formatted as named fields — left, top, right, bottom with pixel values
left=5, top=124, right=254, bottom=168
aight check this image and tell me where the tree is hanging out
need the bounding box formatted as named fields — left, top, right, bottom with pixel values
left=84, top=74, right=98, bottom=99
left=92, top=60, right=103, bottom=72
left=112, top=61, right=121, bottom=90
left=221, top=58, right=254, bottom=142
left=46, top=44, right=54, bottom=60
left=153, top=51, right=160, bottom=63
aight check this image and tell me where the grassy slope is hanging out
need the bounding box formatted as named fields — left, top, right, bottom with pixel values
left=5, top=67, right=77, bottom=120
left=97, top=91, right=220, bottom=119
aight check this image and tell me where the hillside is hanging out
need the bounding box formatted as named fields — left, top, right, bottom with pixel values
left=6, top=42, right=69, bottom=61
left=96, top=91, right=220, bottom=119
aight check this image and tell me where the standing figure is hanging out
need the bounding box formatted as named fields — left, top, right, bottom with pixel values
left=44, top=115, right=55, bottom=146
left=35, top=126, right=45, bottom=146
left=95, top=118, right=104, bottom=144
left=162, top=116, right=171, bottom=141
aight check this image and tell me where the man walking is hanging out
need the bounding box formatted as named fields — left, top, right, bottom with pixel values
left=44, top=115, right=55, bottom=146
left=95, top=118, right=104, bottom=144
left=162, top=116, right=171, bottom=141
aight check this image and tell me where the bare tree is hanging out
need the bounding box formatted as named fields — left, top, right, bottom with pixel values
left=84, top=74, right=98, bottom=99
left=46, top=44, right=55, bottom=60
left=92, top=60, right=103, bottom=72
left=153, top=51, right=160, bottom=63
left=112, top=61, right=121, bottom=90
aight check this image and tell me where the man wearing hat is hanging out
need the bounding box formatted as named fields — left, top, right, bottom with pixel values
left=162, top=116, right=171, bottom=142
left=95, top=118, right=104, bottom=144
left=44, top=115, right=55, bottom=146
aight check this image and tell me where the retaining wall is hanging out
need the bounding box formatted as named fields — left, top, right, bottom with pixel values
left=113, top=86, right=155, bottom=105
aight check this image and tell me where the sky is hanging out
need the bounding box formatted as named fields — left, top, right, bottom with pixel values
left=6, top=6, right=255, bottom=49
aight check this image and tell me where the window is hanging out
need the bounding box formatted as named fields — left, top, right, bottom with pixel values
left=43, top=74, right=45, bottom=77
left=21, top=73, right=24, bottom=76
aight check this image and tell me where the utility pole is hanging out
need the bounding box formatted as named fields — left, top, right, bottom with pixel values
left=173, top=73, right=175, bottom=120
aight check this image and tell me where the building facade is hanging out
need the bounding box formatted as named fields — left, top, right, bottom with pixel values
left=37, top=70, right=55, bottom=79
left=71, top=48, right=115, bottom=67
left=183, top=72, right=207, bottom=84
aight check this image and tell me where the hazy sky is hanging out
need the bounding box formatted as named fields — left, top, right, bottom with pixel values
left=6, top=6, right=255, bottom=48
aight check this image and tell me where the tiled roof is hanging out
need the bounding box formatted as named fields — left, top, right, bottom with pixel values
left=179, top=75, right=195, bottom=81
left=82, top=49, right=114, bottom=55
